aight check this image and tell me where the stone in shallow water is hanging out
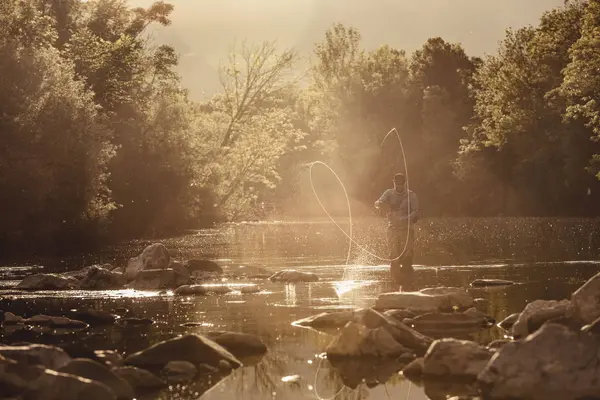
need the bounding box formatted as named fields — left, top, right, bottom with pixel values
left=470, top=279, right=515, bottom=287
left=184, top=259, right=223, bottom=274
left=269, top=270, right=319, bottom=283
left=59, top=358, right=135, bottom=400
left=162, top=361, right=197, bottom=383
left=129, top=268, right=189, bottom=290
left=15, top=274, right=78, bottom=290
left=112, top=366, right=166, bottom=391
left=3, top=312, right=24, bottom=324
left=240, top=285, right=261, bottom=294
left=498, top=313, right=520, bottom=331
left=124, top=243, right=170, bottom=281
left=422, top=338, right=495, bottom=380
left=0, top=344, right=71, bottom=370
left=69, top=308, right=117, bottom=326
left=511, top=299, right=570, bottom=338
left=403, top=308, right=492, bottom=330
left=174, top=284, right=232, bottom=295
left=375, top=287, right=473, bottom=312
left=205, top=331, right=267, bottom=356
left=79, top=266, right=126, bottom=290
left=292, top=309, right=365, bottom=329
left=94, top=350, right=123, bottom=368
left=124, top=334, right=242, bottom=369
left=24, top=315, right=88, bottom=329
left=326, top=321, right=408, bottom=358
left=479, top=323, right=600, bottom=400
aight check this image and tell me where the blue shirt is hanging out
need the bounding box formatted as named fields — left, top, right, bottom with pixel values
left=375, top=188, right=419, bottom=228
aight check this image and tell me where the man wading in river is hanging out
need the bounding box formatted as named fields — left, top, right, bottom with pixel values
left=374, top=173, right=420, bottom=288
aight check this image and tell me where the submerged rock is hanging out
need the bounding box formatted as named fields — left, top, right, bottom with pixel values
left=240, top=285, right=261, bottom=294
left=403, top=308, right=492, bottom=330
left=79, top=266, right=126, bottom=290
left=112, top=366, right=166, bottom=391
left=479, top=323, right=600, bottom=400
left=401, top=357, right=425, bottom=380
left=498, top=313, right=520, bottom=331
left=94, top=350, right=123, bottom=368
left=205, top=331, right=267, bottom=356
left=570, top=272, right=600, bottom=325
left=384, top=309, right=417, bottom=322
left=269, top=270, right=319, bottom=283
left=184, top=259, right=223, bottom=274
left=162, top=361, right=197, bottom=383
left=0, top=344, right=71, bottom=370
left=326, top=321, right=408, bottom=358
left=512, top=299, right=570, bottom=338
left=293, top=309, right=366, bottom=329
left=129, top=268, right=189, bottom=290
left=223, top=265, right=271, bottom=278
left=69, top=308, right=117, bottom=326
left=375, top=287, right=473, bottom=312
left=124, top=243, right=170, bottom=281
left=59, top=358, right=135, bottom=399
left=24, top=315, right=88, bottom=329
left=2, top=312, right=24, bottom=324
left=15, top=274, right=78, bottom=290
left=422, top=339, right=494, bottom=380
left=174, top=284, right=232, bottom=295
left=470, top=279, right=515, bottom=287
left=124, top=334, right=242, bottom=370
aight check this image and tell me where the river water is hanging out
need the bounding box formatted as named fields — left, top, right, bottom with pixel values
left=1, top=217, right=600, bottom=399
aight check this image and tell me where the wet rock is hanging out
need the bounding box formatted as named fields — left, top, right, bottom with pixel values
left=24, top=315, right=88, bottom=329
left=498, top=313, right=519, bottom=331
left=512, top=299, right=570, bottom=338
left=15, top=273, right=78, bottom=290
left=582, top=316, right=600, bottom=334
left=240, top=285, right=261, bottom=294
left=218, top=360, right=233, bottom=372
left=205, top=331, right=267, bottom=356
left=183, top=259, right=223, bottom=274
left=403, top=308, right=492, bottom=330
left=33, top=368, right=117, bottom=400
left=269, top=270, right=319, bottom=283
left=422, top=338, right=494, bottom=380
left=94, top=351, right=123, bottom=368
left=129, top=268, right=189, bottom=290
left=190, top=270, right=221, bottom=281
left=479, top=323, right=600, bottom=400
left=488, top=339, right=512, bottom=349
left=0, top=353, right=44, bottom=396
left=570, top=272, right=600, bottom=325
left=470, top=279, right=515, bottom=287
left=401, top=357, right=424, bottom=380
left=384, top=309, right=417, bottom=322
left=196, top=363, right=219, bottom=374
left=326, top=321, right=408, bottom=358
left=162, top=361, right=197, bottom=383
left=59, top=358, right=135, bottom=399
left=293, top=309, right=365, bottom=329
left=0, top=344, right=71, bottom=369
left=169, top=261, right=190, bottom=281
left=124, top=243, right=170, bottom=281
left=62, top=266, right=96, bottom=280
left=112, top=366, right=166, bottom=391
left=174, top=284, right=232, bottom=295
left=124, top=334, right=242, bottom=369
left=69, top=308, right=117, bottom=326
left=375, top=287, right=473, bottom=312
left=223, top=265, right=271, bottom=278
left=79, top=267, right=126, bottom=290
left=2, top=312, right=24, bottom=325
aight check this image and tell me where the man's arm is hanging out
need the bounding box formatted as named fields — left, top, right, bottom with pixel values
left=407, top=192, right=420, bottom=223
left=374, top=190, right=390, bottom=209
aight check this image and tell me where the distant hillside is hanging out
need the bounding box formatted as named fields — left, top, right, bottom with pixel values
left=132, top=0, right=565, bottom=99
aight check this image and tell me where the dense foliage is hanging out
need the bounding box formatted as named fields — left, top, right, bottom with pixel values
left=1, top=0, right=599, bottom=254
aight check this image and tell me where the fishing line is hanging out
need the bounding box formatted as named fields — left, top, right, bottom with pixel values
left=308, top=128, right=412, bottom=263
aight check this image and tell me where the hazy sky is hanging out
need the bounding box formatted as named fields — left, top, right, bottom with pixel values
left=132, top=0, right=565, bottom=98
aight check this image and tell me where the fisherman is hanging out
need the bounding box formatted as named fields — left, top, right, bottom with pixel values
left=374, top=173, right=420, bottom=286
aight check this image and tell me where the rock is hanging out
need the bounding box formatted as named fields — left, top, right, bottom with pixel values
left=124, top=334, right=242, bottom=369
left=119, top=318, right=153, bottom=326
left=488, top=340, right=511, bottom=349
left=326, top=321, right=408, bottom=358
left=15, top=274, right=78, bottom=290
left=269, top=270, right=319, bottom=283
left=582, top=316, right=600, bottom=334
left=222, top=265, right=271, bottom=278
left=24, top=315, right=88, bottom=329
left=173, top=284, right=232, bottom=295
left=62, top=266, right=96, bottom=280
left=2, top=312, right=24, bottom=324
left=183, top=259, right=223, bottom=274
left=129, top=269, right=189, bottom=290
left=422, top=339, right=494, bottom=380
left=31, top=368, right=117, bottom=400
left=470, top=279, right=515, bottom=287
left=205, top=332, right=267, bottom=356
left=512, top=299, right=570, bottom=338
left=384, top=309, right=417, bottom=322
left=79, top=267, right=126, bottom=290
left=59, top=358, right=135, bottom=399
left=124, top=243, right=170, bottom=281
left=401, top=357, right=424, bottom=380
left=112, top=366, right=166, bottom=391
left=218, top=360, right=233, bottom=372
left=169, top=261, right=190, bottom=281
left=69, top=308, right=117, bottom=326
left=375, top=287, right=473, bottom=312
left=293, top=309, right=366, bottom=329
left=196, top=364, right=219, bottom=374
left=404, top=308, right=492, bottom=330
left=162, top=361, right=197, bottom=383
left=0, top=344, right=71, bottom=369
left=94, top=351, right=123, bottom=368
left=570, top=272, right=600, bottom=325
left=240, top=285, right=261, bottom=294
left=479, top=323, right=600, bottom=400
left=190, top=270, right=221, bottom=281
left=498, top=313, right=520, bottom=331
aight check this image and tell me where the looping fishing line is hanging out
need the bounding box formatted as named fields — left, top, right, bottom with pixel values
left=308, top=128, right=412, bottom=264
left=308, top=128, right=411, bottom=400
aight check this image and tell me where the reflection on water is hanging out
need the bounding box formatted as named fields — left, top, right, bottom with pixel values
left=1, top=218, right=600, bottom=399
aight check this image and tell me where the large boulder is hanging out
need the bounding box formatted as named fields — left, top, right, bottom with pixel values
left=570, top=272, right=600, bottom=325
left=422, top=339, right=495, bottom=380
left=161, top=361, right=197, bottom=383
left=375, top=287, right=473, bottom=312
left=326, top=321, right=408, bottom=358
left=59, top=359, right=134, bottom=399
left=269, top=270, right=319, bottom=283
left=479, top=323, right=600, bottom=400
left=129, top=269, right=189, bottom=290
left=124, top=334, right=241, bottom=370
left=15, top=274, right=78, bottom=290
left=79, top=266, right=126, bottom=290
left=124, top=243, right=170, bottom=281
left=512, top=299, right=570, bottom=338
left=0, top=344, right=71, bottom=370
left=183, top=259, right=223, bottom=274
left=205, top=332, right=267, bottom=356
